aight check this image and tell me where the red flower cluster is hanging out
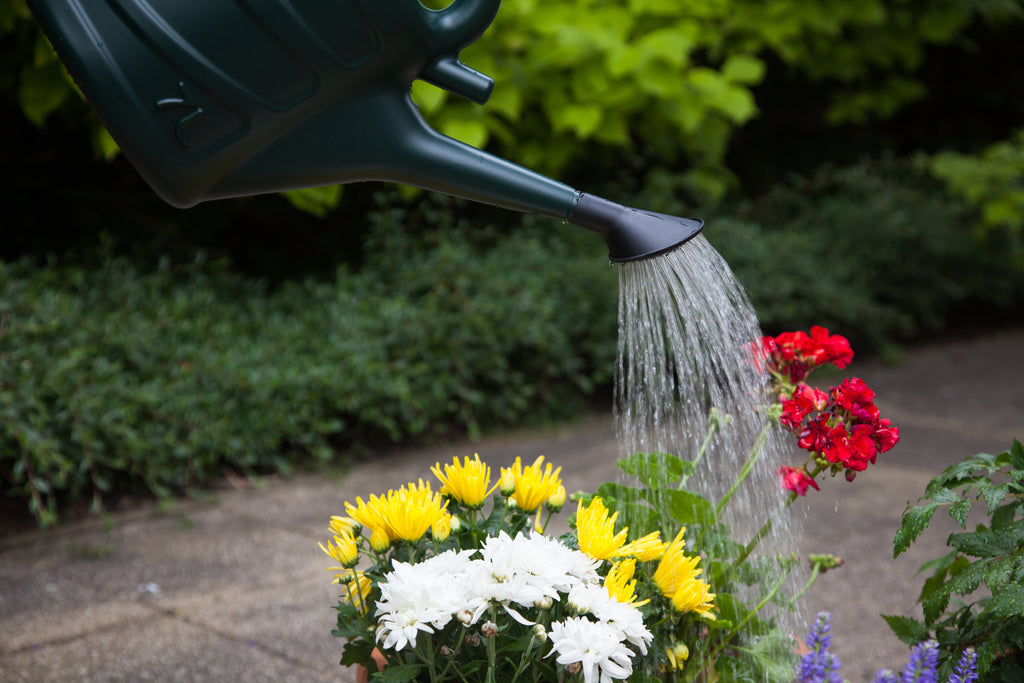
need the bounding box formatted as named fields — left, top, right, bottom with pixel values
left=761, top=325, right=854, bottom=384
left=762, top=328, right=900, bottom=495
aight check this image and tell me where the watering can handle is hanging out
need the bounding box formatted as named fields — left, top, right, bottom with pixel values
left=419, top=0, right=501, bottom=103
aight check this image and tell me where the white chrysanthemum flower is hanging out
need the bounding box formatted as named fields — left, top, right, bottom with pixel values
left=480, top=531, right=600, bottom=595
left=549, top=617, right=636, bottom=683
left=375, top=550, right=477, bottom=651
left=567, top=584, right=652, bottom=655
left=462, top=559, right=539, bottom=625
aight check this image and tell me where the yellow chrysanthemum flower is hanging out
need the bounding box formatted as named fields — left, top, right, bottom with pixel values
left=618, top=530, right=667, bottom=561
left=384, top=479, right=449, bottom=542
left=604, top=559, right=648, bottom=606
left=319, top=532, right=359, bottom=569
left=503, top=456, right=562, bottom=513
left=345, top=479, right=449, bottom=543
left=670, top=574, right=717, bottom=619
left=576, top=497, right=629, bottom=560
left=431, top=453, right=498, bottom=508
left=653, top=528, right=716, bottom=619
left=345, top=493, right=394, bottom=541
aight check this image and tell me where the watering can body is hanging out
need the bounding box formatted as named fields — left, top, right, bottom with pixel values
left=28, top=0, right=703, bottom=261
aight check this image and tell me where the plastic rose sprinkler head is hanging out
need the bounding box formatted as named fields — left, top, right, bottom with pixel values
left=27, top=0, right=702, bottom=262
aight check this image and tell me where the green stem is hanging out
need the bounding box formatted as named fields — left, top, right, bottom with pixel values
left=715, top=420, right=772, bottom=516
left=416, top=633, right=437, bottom=681
left=708, top=561, right=793, bottom=663
left=435, top=630, right=471, bottom=683
left=509, top=634, right=539, bottom=683
left=682, top=409, right=725, bottom=489
left=485, top=607, right=497, bottom=683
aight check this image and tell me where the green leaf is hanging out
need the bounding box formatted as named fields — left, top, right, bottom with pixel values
left=882, top=614, right=928, bottom=645
left=948, top=498, right=972, bottom=528
left=722, top=54, right=766, bottom=85
left=894, top=502, right=941, bottom=557
left=377, top=663, right=424, bottom=682
left=617, top=452, right=690, bottom=489
left=662, top=489, right=716, bottom=526
left=979, top=583, right=1024, bottom=619
left=948, top=527, right=1021, bottom=558
left=1008, top=439, right=1024, bottom=471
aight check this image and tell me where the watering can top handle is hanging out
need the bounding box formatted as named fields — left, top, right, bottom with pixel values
left=418, top=0, right=501, bottom=103
left=421, top=0, right=502, bottom=51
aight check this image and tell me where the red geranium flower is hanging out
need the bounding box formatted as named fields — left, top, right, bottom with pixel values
left=831, top=377, right=880, bottom=423
left=872, top=418, right=900, bottom=453
left=779, top=465, right=820, bottom=496
left=797, top=415, right=832, bottom=453
left=806, top=326, right=854, bottom=369
left=779, top=385, right=830, bottom=430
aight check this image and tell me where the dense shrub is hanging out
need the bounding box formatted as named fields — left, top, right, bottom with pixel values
left=0, top=206, right=618, bottom=525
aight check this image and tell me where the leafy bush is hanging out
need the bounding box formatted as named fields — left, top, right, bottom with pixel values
left=3, top=0, right=1001, bottom=211
left=927, top=129, right=1024, bottom=246
left=884, top=440, right=1024, bottom=682
left=693, top=160, right=1024, bottom=353
left=0, top=204, right=617, bottom=526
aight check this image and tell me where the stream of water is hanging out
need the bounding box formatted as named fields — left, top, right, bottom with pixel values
left=615, top=234, right=805, bottom=666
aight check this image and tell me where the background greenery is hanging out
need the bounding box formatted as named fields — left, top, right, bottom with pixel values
left=2, top=0, right=1024, bottom=525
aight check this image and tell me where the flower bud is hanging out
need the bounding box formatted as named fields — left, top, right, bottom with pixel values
left=466, top=634, right=482, bottom=647
left=481, top=621, right=498, bottom=638
left=664, top=641, right=689, bottom=670
left=499, top=468, right=516, bottom=496
left=440, top=645, right=453, bottom=656
left=329, top=516, right=361, bottom=537
left=369, top=528, right=391, bottom=553
left=545, top=485, right=566, bottom=513
left=432, top=514, right=451, bottom=542
left=532, top=624, right=548, bottom=643
left=449, top=515, right=462, bottom=533
left=457, top=610, right=474, bottom=627
left=534, top=596, right=553, bottom=610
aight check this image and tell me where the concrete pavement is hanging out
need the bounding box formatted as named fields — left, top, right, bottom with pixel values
left=1, top=327, right=1022, bottom=682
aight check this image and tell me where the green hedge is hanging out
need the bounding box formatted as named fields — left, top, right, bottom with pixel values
left=0, top=202, right=617, bottom=525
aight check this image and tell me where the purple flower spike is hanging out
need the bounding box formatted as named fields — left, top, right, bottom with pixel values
left=872, top=669, right=899, bottom=683
left=796, top=612, right=842, bottom=683
left=901, top=640, right=939, bottom=683
left=948, top=648, right=978, bottom=683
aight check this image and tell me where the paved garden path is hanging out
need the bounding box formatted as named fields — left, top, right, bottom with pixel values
left=2, top=328, right=1022, bottom=682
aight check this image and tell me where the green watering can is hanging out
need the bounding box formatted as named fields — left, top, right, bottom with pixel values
left=27, top=0, right=702, bottom=261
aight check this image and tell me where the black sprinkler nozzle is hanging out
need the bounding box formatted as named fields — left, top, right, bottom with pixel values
left=568, top=194, right=704, bottom=262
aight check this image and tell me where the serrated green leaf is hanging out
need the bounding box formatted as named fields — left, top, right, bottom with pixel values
left=895, top=502, right=941, bottom=557
left=882, top=614, right=928, bottom=645
left=948, top=527, right=1019, bottom=558
left=948, top=498, right=972, bottom=528
left=979, top=583, right=1024, bottom=619
left=1008, top=439, right=1024, bottom=471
